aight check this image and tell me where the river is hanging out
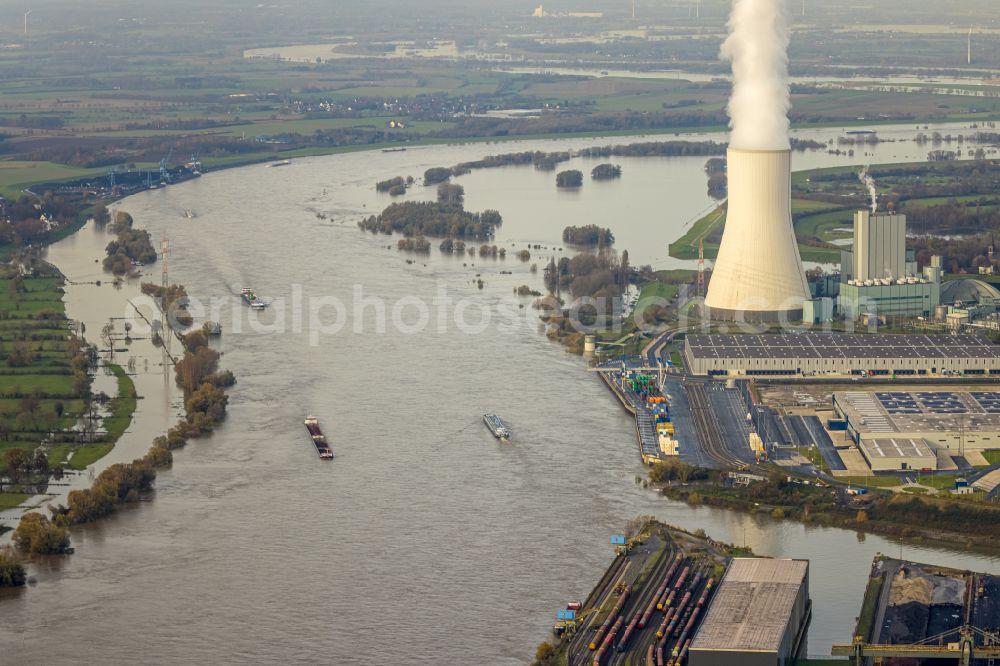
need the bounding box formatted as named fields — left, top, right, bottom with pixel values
left=2, top=125, right=1000, bottom=664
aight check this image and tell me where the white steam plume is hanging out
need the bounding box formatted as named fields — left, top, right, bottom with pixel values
left=721, top=0, right=791, bottom=150
left=858, top=165, right=878, bottom=212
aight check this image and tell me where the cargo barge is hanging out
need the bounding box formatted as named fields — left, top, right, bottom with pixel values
left=241, top=287, right=267, bottom=310
left=304, top=416, right=334, bottom=459
left=483, top=413, right=511, bottom=440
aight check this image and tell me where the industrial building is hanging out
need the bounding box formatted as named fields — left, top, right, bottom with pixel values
left=857, top=437, right=938, bottom=472
left=704, top=148, right=809, bottom=322
left=845, top=210, right=907, bottom=282
left=801, top=296, right=834, bottom=324
left=838, top=212, right=941, bottom=320
left=689, top=558, right=810, bottom=666
left=834, top=390, right=1000, bottom=453
left=684, top=333, right=1000, bottom=377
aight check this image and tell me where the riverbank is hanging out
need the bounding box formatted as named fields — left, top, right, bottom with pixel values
left=0, top=214, right=184, bottom=545
left=656, top=471, right=1000, bottom=555
left=0, top=267, right=132, bottom=522
left=5, top=128, right=1000, bottom=663
left=2, top=211, right=236, bottom=567
left=537, top=519, right=746, bottom=666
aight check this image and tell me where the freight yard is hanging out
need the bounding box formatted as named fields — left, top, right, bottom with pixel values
left=549, top=521, right=812, bottom=666
left=554, top=523, right=733, bottom=666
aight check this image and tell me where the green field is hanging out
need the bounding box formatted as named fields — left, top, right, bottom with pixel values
left=0, top=492, right=29, bottom=511
left=840, top=475, right=904, bottom=488
left=983, top=450, right=1000, bottom=466
left=0, top=273, right=137, bottom=509
left=669, top=198, right=845, bottom=264
left=636, top=282, right=679, bottom=314
left=0, top=162, right=101, bottom=200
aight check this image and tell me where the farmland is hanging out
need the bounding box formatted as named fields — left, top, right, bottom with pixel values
left=0, top=267, right=134, bottom=512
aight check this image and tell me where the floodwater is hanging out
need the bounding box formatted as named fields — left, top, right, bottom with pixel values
left=3, top=127, right=1000, bottom=664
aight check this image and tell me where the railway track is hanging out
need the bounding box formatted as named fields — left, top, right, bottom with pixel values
left=621, top=556, right=689, bottom=666
left=567, top=556, right=631, bottom=662
left=605, top=544, right=677, bottom=666
left=568, top=558, right=634, bottom=665
left=562, top=526, right=727, bottom=666
left=686, top=383, right=744, bottom=469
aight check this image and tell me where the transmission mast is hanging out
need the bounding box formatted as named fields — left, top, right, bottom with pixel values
left=161, top=235, right=169, bottom=289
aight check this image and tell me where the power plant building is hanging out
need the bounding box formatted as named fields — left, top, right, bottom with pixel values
left=848, top=210, right=906, bottom=282
left=839, top=211, right=941, bottom=320
left=705, top=149, right=809, bottom=322
left=684, top=333, right=1000, bottom=377
left=689, top=558, right=810, bottom=666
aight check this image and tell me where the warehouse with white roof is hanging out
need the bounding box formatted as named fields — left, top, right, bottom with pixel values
left=689, top=558, right=810, bottom=666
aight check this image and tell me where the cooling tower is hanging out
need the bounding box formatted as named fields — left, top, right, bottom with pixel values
left=704, top=148, right=809, bottom=321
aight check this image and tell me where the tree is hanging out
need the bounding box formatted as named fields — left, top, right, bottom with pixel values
left=92, top=202, right=110, bottom=227
left=12, top=512, right=70, bottom=554
left=544, top=258, right=558, bottom=294
left=0, top=546, right=26, bottom=588
left=5, top=448, right=29, bottom=484
left=534, top=642, right=555, bottom=663
left=72, top=370, right=92, bottom=398
left=619, top=249, right=630, bottom=296
left=423, top=167, right=451, bottom=185
left=556, top=170, right=583, bottom=188
left=110, top=210, right=134, bottom=233
left=175, top=346, right=220, bottom=392
left=32, top=450, right=49, bottom=476
left=183, top=330, right=208, bottom=353
left=185, top=382, right=229, bottom=428
left=436, top=183, right=464, bottom=205
left=7, top=341, right=36, bottom=367
left=590, top=163, right=622, bottom=180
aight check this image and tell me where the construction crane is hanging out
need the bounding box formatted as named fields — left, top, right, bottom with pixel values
left=832, top=625, right=1000, bottom=666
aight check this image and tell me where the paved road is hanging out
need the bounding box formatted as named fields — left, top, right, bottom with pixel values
left=801, top=415, right=848, bottom=472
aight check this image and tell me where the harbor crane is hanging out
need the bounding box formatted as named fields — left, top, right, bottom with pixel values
left=595, top=339, right=630, bottom=368
left=159, top=147, right=174, bottom=184
left=832, top=624, right=1000, bottom=665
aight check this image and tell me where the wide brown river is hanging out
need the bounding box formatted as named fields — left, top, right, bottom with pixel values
left=2, top=126, right=999, bottom=664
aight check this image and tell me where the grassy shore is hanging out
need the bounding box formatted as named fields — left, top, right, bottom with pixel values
left=669, top=198, right=846, bottom=264
left=0, top=492, right=29, bottom=511
left=660, top=474, right=1000, bottom=554
left=0, top=272, right=136, bottom=509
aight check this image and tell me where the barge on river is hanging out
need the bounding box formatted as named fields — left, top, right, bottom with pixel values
left=241, top=287, right=267, bottom=310
left=304, top=416, right=334, bottom=459
left=483, top=413, right=511, bottom=440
